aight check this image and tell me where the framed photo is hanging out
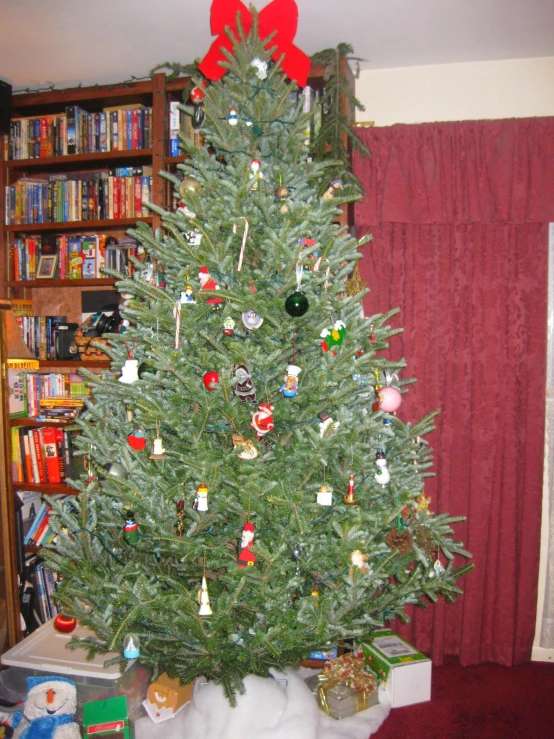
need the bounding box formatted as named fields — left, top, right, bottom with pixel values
left=36, top=255, right=58, bottom=279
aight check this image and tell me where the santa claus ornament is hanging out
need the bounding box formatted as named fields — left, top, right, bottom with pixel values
left=250, top=402, right=274, bottom=439
left=238, top=521, right=256, bottom=567
left=198, top=266, right=223, bottom=307
left=233, top=363, right=257, bottom=403
left=190, top=84, right=206, bottom=130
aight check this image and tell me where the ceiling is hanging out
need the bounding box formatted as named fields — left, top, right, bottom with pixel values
left=1, top=0, right=554, bottom=91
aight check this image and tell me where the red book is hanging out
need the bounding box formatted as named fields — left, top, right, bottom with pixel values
left=40, top=118, right=48, bottom=158
left=21, top=430, right=33, bottom=483
left=42, top=427, right=62, bottom=483
left=113, top=177, right=120, bottom=220
left=31, top=428, right=47, bottom=483
left=55, top=428, right=66, bottom=481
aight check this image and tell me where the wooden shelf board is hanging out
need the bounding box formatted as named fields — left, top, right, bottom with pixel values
left=13, top=482, right=76, bottom=494
left=39, top=359, right=110, bottom=369
left=5, top=148, right=153, bottom=171
left=10, top=418, right=75, bottom=428
left=6, top=217, right=152, bottom=233
left=7, top=278, right=117, bottom=289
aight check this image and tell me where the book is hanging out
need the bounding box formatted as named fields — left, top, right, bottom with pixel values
left=24, top=501, right=47, bottom=545
left=42, top=426, right=62, bottom=483
left=7, top=368, right=28, bottom=418
left=31, top=428, right=47, bottom=483
left=21, top=429, right=33, bottom=483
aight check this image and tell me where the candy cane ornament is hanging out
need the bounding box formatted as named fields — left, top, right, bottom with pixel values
left=233, top=217, right=249, bottom=271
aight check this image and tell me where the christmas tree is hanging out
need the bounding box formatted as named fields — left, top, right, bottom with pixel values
left=45, top=10, right=472, bottom=702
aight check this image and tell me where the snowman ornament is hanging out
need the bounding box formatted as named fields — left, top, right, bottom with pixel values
left=375, top=450, right=390, bottom=486
left=12, top=675, right=81, bottom=739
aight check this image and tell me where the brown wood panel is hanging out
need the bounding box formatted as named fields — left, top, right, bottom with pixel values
left=5, top=148, right=153, bottom=171
left=6, top=217, right=152, bottom=233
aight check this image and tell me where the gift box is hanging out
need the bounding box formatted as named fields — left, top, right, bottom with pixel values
left=83, top=695, right=131, bottom=738
left=310, top=654, right=378, bottom=720
left=362, top=629, right=431, bottom=708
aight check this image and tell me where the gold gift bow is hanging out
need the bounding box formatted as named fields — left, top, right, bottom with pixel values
left=317, top=654, right=377, bottom=715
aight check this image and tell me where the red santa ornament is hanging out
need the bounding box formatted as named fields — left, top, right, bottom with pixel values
left=238, top=521, right=256, bottom=568
left=198, top=266, right=223, bottom=307
left=250, top=402, right=274, bottom=439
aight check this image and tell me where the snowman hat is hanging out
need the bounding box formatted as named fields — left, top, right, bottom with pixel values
left=286, top=364, right=301, bottom=377
left=27, top=675, right=76, bottom=690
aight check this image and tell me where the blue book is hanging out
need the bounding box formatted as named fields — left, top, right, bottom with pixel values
left=24, top=501, right=47, bottom=545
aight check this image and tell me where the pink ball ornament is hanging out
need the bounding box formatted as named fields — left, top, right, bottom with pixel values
left=379, top=386, right=402, bottom=413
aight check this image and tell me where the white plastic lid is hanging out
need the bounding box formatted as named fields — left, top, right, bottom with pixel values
left=1, top=619, right=125, bottom=680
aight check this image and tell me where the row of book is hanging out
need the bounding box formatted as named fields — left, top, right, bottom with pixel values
left=12, top=315, right=66, bottom=361
left=8, top=368, right=88, bottom=418
left=8, top=105, right=154, bottom=160
left=11, top=425, right=84, bottom=485
left=11, top=233, right=140, bottom=282
left=4, top=169, right=153, bottom=225
left=22, top=556, right=60, bottom=627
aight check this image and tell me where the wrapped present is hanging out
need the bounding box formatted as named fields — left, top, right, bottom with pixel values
left=315, top=653, right=378, bottom=719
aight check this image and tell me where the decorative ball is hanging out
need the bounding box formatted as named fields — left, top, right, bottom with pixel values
left=128, top=429, right=147, bottom=451
left=203, top=371, right=219, bottom=391
left=190, top=85, right=206, bottom=103
left=179, top=176, right=201, bottom=199
left=105, top=462, right=128, bottom=479
left=285, top=291, right=309, bottom=317
left=123, top=633, right=141, bottom=659
left=54, top=614, right=77, bottom=633
left=379, top=386, right=402, bottom=413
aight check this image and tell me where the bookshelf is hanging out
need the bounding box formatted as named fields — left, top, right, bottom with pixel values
left=0, top=65, right=355, bottom=647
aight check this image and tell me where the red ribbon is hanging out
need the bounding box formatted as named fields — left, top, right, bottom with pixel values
left=198, top=0, right=310, bottom=88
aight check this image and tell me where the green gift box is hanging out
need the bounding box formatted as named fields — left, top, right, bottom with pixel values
left=83, top=695, right=132, bottom=738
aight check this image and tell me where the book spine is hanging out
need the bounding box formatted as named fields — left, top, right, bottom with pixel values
left=24, top=501, right=46, bottom=545
left=42, top=426, right=62, bottom=483
left=66, top=106, right=77, bottom=154
left=31, top=428, right=47, bottom=483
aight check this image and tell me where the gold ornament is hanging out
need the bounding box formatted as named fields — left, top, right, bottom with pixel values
left=179, top=176, right=201, bottom=198
left=346, top=262, right=367, bottom=297
left=413, top=522, right=436, bottom=557
left=416, top=493, right=431, bottom=512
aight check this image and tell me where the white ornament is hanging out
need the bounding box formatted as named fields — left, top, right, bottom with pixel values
left=198, top=575, right=213, bottom=616
left=119, top=359, right=139, bottom=384
left=317, top=484, right=333, bottom=506
left=251, top=57, right=268, bottom=79
left=228, top=107, right=238, bottom=126
left=152, top=438, right=166, bottom=456
left=375, top=453, right=390, bottom=486
left=195, top=483, right=208, bottom=512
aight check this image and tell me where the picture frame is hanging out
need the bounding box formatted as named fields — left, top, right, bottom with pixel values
left=36, top=255, right=58, bottom=279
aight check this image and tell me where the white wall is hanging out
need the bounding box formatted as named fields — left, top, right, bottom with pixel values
left=356, top=56, right=554, bottom=126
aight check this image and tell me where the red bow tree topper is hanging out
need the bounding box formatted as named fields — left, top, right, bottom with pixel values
left=198, top=0, right=310, bottom=88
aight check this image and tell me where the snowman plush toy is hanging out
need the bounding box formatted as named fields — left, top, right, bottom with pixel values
left=12, top=676, right=81, bottom=739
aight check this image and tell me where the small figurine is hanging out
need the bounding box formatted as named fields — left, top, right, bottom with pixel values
left=238, top=522, right=256, bottom=567
left=250, top=402, right=274, bottom=439
left=350, top=549, right=371, bottom=574
left=193, top=483, right=209, bottom=512
left=275, top=185, right=290, bottom=214
left=198, top=266, right=223, bottom=307
left=223, top=316, right=235, bottom=336
left=198, top=576, right=213, bottom=616
left=149, top=436, right=167, bottom=460
left=375, top=451, right=390, bottom=486
left=249, top=158, right=264, bottom=190
left=318, top=411, right=340, bottom=438
left=180, top=285, right=196, bottom=304
left=321, top=320, right=347, bottom=355
left=175, top=499, right=185, bottom=537
left=322, top=177, right=343, bottom=200
left=281, top=364, right=301, bottom=398
left=124, top=511, right=139, bottom=544
left=232, top=434, right=259, bottom=459
left=233, top=363, right=257, bottom=404
left=119, top=358, right=139, bottom=384
left=228, top=107, right=238, bottom=126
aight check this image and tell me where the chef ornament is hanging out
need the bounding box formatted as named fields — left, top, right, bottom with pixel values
left=193, top=483, right=209, bottom=511
left=281, top=364, right=301, bottom=398
left=250, top=402, right=274, bottom=439
left=238, top=522, right=256, bottom=567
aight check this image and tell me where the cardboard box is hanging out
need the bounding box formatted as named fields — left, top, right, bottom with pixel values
left=362, top=629, right=431, bottom=708
left=1, top=619, right=151, bottom=722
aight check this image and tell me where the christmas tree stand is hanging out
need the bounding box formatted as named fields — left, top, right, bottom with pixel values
left=134, top=668, right=391, bottom=739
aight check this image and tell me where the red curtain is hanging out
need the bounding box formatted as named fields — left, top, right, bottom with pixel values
left=353, top=119, right=554, bottom=666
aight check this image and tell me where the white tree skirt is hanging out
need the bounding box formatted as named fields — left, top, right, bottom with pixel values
left=135, top=668, right=391, bottom=739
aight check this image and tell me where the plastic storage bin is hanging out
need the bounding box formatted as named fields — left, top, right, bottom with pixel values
left=1, top=618, right=151, bottom=721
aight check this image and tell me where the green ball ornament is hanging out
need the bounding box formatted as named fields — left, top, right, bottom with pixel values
left=285, top=291, right=309, bottom=317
